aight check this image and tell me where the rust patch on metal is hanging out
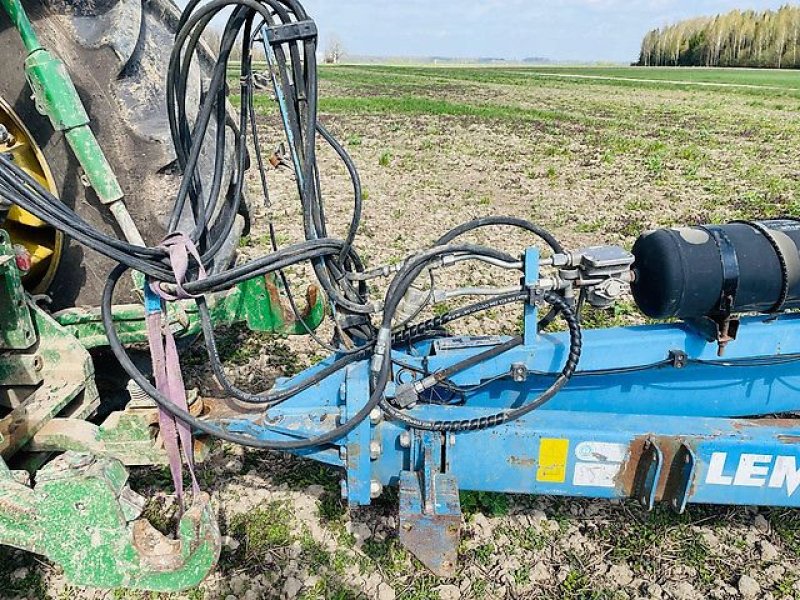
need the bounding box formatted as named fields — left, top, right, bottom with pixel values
left=508, top=455, right=536, bottom=467
left=616, top=435, right=686, bottom=501
left=132, top=519, right=183, bottom=570
left=201, top=396, right=264, bottom=420
left=616, top=438, right=644, bottom=495
left=264, top=278, right=321, bottom=325
left=264, top=277, right=287, bottom=321
left=733, top=417, right=799, bottom=429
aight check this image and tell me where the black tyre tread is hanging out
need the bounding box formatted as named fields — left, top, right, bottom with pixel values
left=0, top=0, right=244, bottom=308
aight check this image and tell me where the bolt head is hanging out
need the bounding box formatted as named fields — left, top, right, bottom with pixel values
left=369, top=480, right=383, bottom=499
left=369, top=440, right=381, bottom=460
left=339, top=446, right=347, bottom=461
left=369, top=407, right=383, bottom=425
left=510, top=362, right=527, bottom=383
left=399, top=431, right=411, bottom=448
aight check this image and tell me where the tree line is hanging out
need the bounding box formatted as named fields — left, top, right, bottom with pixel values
left=639, top=5, right=800, bottom=68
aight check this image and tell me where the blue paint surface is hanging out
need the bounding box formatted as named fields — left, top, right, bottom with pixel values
left=223, top=246, right=800, bottom=510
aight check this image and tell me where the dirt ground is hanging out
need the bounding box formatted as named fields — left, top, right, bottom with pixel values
left=5, top=65, right=800, bottom=600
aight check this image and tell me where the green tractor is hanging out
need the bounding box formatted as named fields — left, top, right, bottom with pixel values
left=0, top=0, right=322, bottom=590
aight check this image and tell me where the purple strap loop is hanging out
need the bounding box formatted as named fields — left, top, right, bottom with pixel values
left=149, top=232, right=207, bottom=301
left=144, top=233, right=206, bottom=513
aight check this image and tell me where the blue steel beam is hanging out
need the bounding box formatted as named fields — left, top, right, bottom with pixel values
left=219, top=246, right=800, bottom=514
left=215, top=244, right=800, bottom=568
left=369, top=411, right=800, bottom=507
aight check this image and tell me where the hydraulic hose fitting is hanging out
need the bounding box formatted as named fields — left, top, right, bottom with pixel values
left=370, top=326, right=392, bottom=375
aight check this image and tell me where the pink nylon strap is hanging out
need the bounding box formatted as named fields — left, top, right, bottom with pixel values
left=144, top=233, right=206, bottom=511
left=150, top=232, right=207, bottom=300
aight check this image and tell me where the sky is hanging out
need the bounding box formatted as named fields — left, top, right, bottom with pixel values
left=290, top=0, right=793, bottom=63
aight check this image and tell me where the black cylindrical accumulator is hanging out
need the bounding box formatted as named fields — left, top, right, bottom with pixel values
left=631, top=219, right=800, bottom=319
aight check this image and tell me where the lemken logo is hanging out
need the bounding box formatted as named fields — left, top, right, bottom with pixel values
left=705, top=452, right=800, bottom=496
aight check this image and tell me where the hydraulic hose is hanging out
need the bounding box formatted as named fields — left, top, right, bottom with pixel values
left=0, top=0, right=580, bottom=451
left=380, top=291, right=582, bottom=431
left=102, top=264, right=386, bottom=449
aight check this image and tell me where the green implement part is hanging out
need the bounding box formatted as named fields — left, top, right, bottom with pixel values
left=0, top=232, right=222, bottom=589
left=0, top=0, right=326, bottom=591
left=25, top=389, right=210, bottom=466
left=0, top=233, right=35, bottom=351
left=0, top=450, right=220, bottom=590
left=0, top=226, right=324, bottom=589
left=54, top=274, right=326, bottom=349
left=0, top=236, right=100, bottom=461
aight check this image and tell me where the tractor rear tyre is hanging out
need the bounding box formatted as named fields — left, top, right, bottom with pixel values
left=0, top=0, right=247, bottom=309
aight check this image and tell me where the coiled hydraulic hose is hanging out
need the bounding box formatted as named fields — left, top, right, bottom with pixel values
left=0, top=0, right=582, bottom=449
left=436, top=215, right=565, bottom=254
left=102, top=264, right=386, bottom=449
left=380, top=291, right=582, bottom=431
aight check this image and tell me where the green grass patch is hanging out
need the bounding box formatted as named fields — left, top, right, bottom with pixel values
left=769, top=510, right=800, bottom=554
left=317, top=95, right=571, bottom=124
left=196, top=324, right=302, bottom=374
left=378, top=150, right=393, bottom=166
left=229, top=501, right=294, bottom=560
left=319, top=64, right=800, bottom=100
left=362, top=537, right=409, bottom=577
left=594, top=505, right=729, bottom=584
left=460, top=490, right=509, bottom=517
left=559, top=567, right=615, bottom=599
left=578, top=301, right=642, bottom=329
left=501, top=524, right=550, bottom=553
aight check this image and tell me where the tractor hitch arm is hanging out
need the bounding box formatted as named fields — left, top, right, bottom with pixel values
left=0, top=450, right=220, bottom=591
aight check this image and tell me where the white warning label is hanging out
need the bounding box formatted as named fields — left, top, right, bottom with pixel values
left=573, top=462, right=619, bottom=488
left=575, top=441, right=627, bottom=463
left=573, top=441, right=627, bottom=488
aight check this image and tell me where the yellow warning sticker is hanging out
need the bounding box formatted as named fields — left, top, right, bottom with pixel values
left=537, top=438, right=569, bottom=483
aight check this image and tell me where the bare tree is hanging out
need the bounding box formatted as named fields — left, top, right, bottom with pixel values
left=324, top=35, right=345, bottom=64
left=638, top=5, right=800, bottom=68
left=204, top=28, right=223, bottom=54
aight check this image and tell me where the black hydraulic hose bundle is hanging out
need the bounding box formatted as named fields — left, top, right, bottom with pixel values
left=380, top=291, right=582, bottom=432
left=0, top=0, right=584, bottom=448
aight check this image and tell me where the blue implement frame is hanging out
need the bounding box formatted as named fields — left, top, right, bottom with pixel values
left=222, top=248, right=800, bottom=574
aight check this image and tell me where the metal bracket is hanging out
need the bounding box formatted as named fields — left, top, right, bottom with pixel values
left=523, top=247, right=540, bottom=346
left=684, top=315, right=740, bottom=355
left=398, top=430, right=461, bottom=576
left=663, top=443, right=696, bottom=514
left=26, top=390, right=210, bottom=466
left=344, top=364, right=373, bottom=505
left=265, top=20, right=317, bottom=45
left=632, top=438, right=663, bottom=510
